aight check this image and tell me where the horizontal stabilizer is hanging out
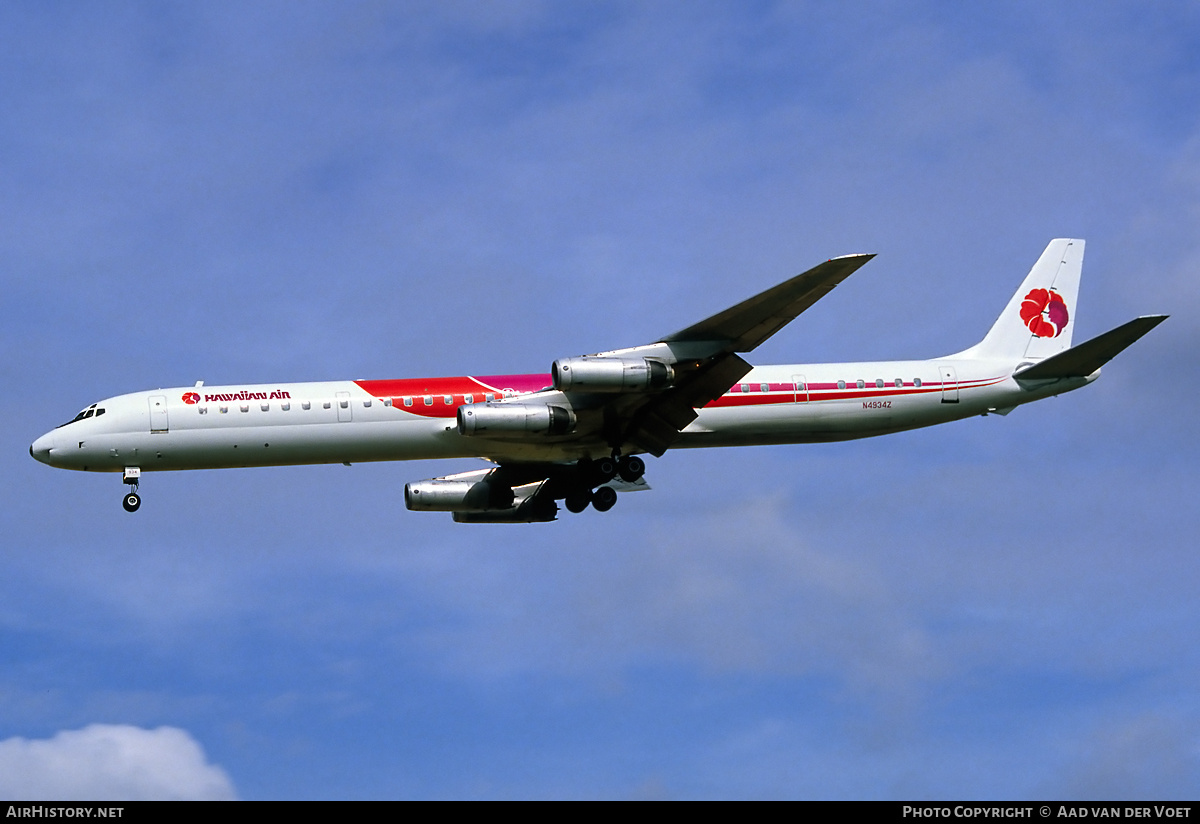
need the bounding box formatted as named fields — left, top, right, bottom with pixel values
left=1014, top=315, right=1167, bottom=381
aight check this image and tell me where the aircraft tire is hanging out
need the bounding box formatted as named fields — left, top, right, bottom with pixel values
left=593, top=457, right=617, bottom=485
left=122, top=492, right=141, bottom=512
left=565, top=491, right=591, bottom=513
left=617, top=455, right=645, bottom=482
left=592, top=486, right=617, bottom=512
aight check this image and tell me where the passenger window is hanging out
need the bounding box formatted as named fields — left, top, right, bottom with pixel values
left=240, top=404, right=249, bottom=412
left=424, top=396, right=433, bottom=406
left=740, top=383, right=749, bottom=393
left=220, top=406, right=228, bottom=414
left=403, top=397, right=413, bottom=407
left=895, top=379, right=903, bottom=388
left=464, top=394, right=473, bottom=404
left=485, top=394, right=495, bottom=403
left=760, top=383, right=769, bottom=393
left=875, top=379, right=884, bottom=389
left=302, top=401, right=311, bottom=410
left=339, top=399, right=348, bottom=409
left=796, top=382, right=805, bottom=391
left=856, top=380, right=865, bottom=389
left=837, top=380, right=846, bottom=390
left=199, top=407, right=207, bottom=415
left=260, top=403, right=269, bottom=411
left=323, top=402, right=331, bottom=409
left=282, top=402, right=290, bottom=411
left=914, top=378, right=922, bottom=388
left=363, top=399, right=372, bottom=408
left=444, top=395, right=452, bottom=405
left=383, top=399, right=392, bottom=407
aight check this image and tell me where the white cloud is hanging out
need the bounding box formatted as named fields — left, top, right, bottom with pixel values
left=0, top=725, right=236, bottom=801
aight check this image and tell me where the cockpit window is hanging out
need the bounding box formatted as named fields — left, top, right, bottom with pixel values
left=58, top=404, right=102, bottom=428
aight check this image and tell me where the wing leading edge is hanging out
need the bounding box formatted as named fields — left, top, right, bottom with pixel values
left=663, top=253, right=876, bottom=353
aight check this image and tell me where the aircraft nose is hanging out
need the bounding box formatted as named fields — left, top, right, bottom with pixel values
left=30, top=432, right=54, bottom=465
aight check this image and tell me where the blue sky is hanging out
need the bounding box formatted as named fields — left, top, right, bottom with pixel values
left=3, top=1, right=1198, bottom=799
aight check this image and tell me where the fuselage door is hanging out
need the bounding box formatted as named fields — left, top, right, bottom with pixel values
left=792, top=374, right=808, bottom=403
left=938, top=365, right=959, bottom=403
left=335, top=391, right=352, bottom=422
left=149, top=395, right=169, bottom=433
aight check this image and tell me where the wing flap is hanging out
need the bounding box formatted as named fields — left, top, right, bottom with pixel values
left=624, top=354, right=752, bottom=456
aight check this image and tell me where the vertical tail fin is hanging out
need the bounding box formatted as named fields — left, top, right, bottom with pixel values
left=964, top=239, right=1084, bottom=362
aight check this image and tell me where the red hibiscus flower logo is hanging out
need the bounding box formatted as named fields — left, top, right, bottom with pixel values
left=182, top=392, right=201, bottom=405
left=1019, top=288, right=1069, bottom=338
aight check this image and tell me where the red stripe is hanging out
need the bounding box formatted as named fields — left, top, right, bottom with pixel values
left=706, top=376, right=1007, bottom=408
left=354, top=375, right=552, bottom=419
left=355, top=373, right=1009, bottom=416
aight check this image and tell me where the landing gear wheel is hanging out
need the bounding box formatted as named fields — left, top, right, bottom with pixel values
left=591, top=486, right=618, bottom=512
left=122, top=492, right=141, bottom=512
left=565, top=490, right=591, bottom=514
left=617, top=455, right=645, bottom=483
left=592, top=457, right=617, bottom=485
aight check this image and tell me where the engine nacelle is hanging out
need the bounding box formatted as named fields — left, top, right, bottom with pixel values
left=551, top=357, right=674, bottom=392
left=457, top=403, right=576, bottom=436
left=452, top=501, right=558, bottom=523
left=405, top=475, right=515, bottom=512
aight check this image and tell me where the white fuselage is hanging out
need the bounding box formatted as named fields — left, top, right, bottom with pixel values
left=29, top=356, right=1091, bottom=474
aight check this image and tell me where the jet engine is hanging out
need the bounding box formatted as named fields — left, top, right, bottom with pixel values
left=404, top=473, right=515, bottom=512
left=551, top=357, right=674, bottom=392
left=457, top=403, right=576, bottom=436
left=452, top=499, right=558, bottom=523
left=406, top=470, right=558, bottom=522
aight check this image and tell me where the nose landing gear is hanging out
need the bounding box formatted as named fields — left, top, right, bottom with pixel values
left=122, top=467, right=141, bottom=512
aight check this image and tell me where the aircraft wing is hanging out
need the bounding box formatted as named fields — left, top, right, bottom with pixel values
left=662, top=253, right=877, bottom=353
left=564, top=252, right=876, bottom=455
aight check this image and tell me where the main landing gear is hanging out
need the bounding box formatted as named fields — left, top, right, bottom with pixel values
left=122, top=467, right=141, bottom=513
left=563, top=454, right=645, bottom=515
left=617, top=455, right=645, bottom=483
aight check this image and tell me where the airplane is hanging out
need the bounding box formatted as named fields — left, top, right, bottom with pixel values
left=29, top=239, right=1166, bottom=523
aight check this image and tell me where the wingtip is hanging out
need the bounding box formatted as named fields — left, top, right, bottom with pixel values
left=830, top=252, right=876, bottom=261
